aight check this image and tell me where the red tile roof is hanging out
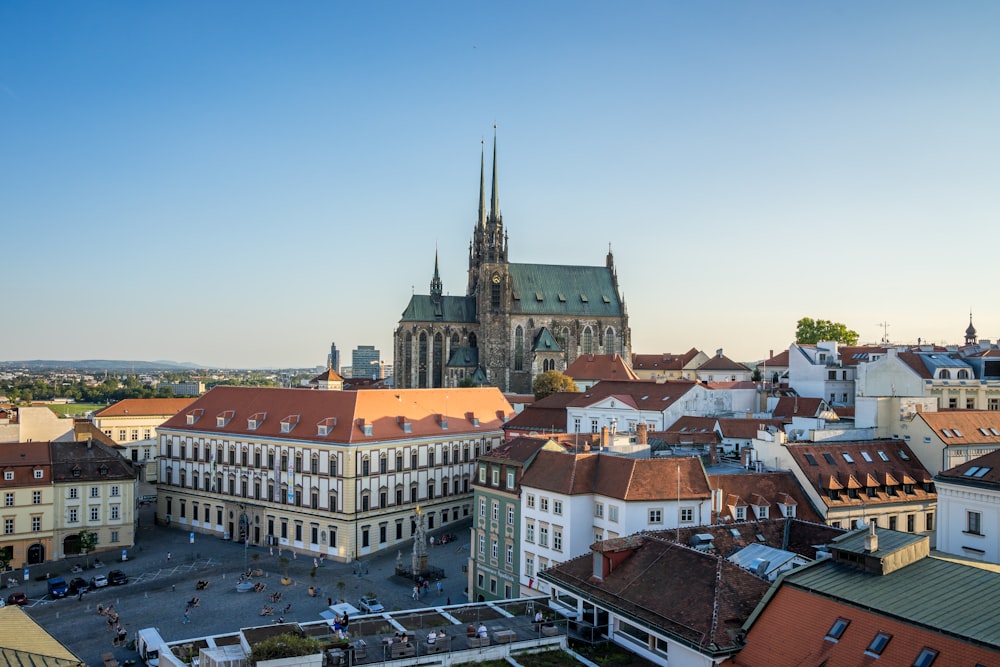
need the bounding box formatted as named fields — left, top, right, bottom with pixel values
left=94, top=397, right=198, bottom=418
left=518, top=450, right=711, bottom=501
left=159, top=386, right=512, bottom=444
left=564, top=354, right=639, bottom=381
left=631, top=348, right=702, bottom=372
left=709, top=471, right=823, bottom=523
left=918, top=410, right=1000, bottom=447
left=756, top=350, right=789, bottom=368
left=568, top=379, right=700, bottom=411
left=731, top=584, right=1000, bottom=666
left=771, top=396, right=831, bottom=419
left=716, top=418, right=785, bottom=440
left=937, top=447, right=1000, bottom=486
left=697, top=352, right=751, bottom=372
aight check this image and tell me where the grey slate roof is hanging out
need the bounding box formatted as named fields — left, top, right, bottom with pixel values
left=783, top=554, right=1000, bottom=647
left=399, top=295, right=476, bottom=323
left=508, top=263, right=622, bottom=317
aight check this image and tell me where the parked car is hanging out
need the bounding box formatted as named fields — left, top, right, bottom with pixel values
left=358, top=595, right=384, bottom=614
left=108, top=569, right=128, bottom=586
left=47, top=576, right=69, bottom=598
left=90, top=574, right=109, bottom=588
left=68, top=577, right=89, bottom=595
left=6, top=591, right=28, bottom=606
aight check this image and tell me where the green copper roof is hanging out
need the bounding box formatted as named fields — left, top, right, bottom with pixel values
left=532, top=327, right=562, bottom=353
left=446, top=346, right=479, bottom=368
left=399, top=295, right=476, bottom=323
left=509, top=263, right=622, bottom=317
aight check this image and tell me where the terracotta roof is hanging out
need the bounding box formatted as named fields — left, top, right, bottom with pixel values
left=564, top=354, right=638, bottom=381
left=665, top=416, right=716, bottom=433
left=93, top=397, right=198, bottom=418
left=159, top=386, right=512, bottom=444
left=756, top=350, right=789, bottom=368
left=311, top=368, right=344, bottom=382
left=895, top=350, right=934, bottom=379
left=918, top=410, right=1000, bottom=447
left=771, top=396, right=831, bottom=419
left=480, top=436, right=554, bottom=464
left=540, top=534, right=771, bottom=656
left=786, top=441, right=935, bottom=509
left=837, top=345, right=889, bottom=367
left=697, top=353, right=752, bottom=372
left=568, top=379, right=700, bottom=411
left=72, top=421, right=123, bottom=450
left=732, top=583, right=1000, bottom=666
left=49, top=439, right=135, bottom=482
left=503, top=391, right=576, bottom=433
left=709, top=472, right=823, bottom=523
left=631, top=348, right=702, bottom=371
left=518, top=450, right=711, bottom=501
left=937, top=447, right=1000, bottom=486
left=716, top=418, right=785, bottom=440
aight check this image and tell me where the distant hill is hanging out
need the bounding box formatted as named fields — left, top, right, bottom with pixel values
left=0, top=359, right=207, bottom=372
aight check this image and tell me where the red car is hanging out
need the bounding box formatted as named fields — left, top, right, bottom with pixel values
left=6, top=591, right=28, bottom=606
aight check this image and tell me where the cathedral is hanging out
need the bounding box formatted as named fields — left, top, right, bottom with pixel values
left=394, top=136, right=631, bottom=394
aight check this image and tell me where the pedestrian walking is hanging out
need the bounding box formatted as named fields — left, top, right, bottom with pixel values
left=429, top=536, right=434, bottom=548
left=166, top=551, right=172, bottom=564
left=446, top=596, right=451, bottom=606
left=412, top=585, right=419, bottom=600
left=436, top=581, right=443, bottom=595
left=183, top=610, right=190, bottom=624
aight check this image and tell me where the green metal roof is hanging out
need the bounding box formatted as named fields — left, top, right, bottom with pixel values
left=830, top=526, right=926, bottom=558
left=399, top=294, right=476, bottom=323
left=532, top=327, right=562, bottom=353
left=446, top=346, right=479, bottom=368
left=509, top=263, right=622, bottom=317
left=784, top=555, right=1000, bottom=647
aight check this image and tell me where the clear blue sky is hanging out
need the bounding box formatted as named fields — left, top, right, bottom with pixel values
left=3, top=2, right=999, bottom=368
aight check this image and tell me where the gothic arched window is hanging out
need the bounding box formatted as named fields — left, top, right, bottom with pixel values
left=605, top=327, right=616, bottom=355
left=582, top=326, right=593, bottom=354
left=514, top=326, right=524, bottom=371
left=491, top=274, right=501, bottom=310
left=433, top=332, right=444, bottom=387
left=418, top=332, right=428, bottom=388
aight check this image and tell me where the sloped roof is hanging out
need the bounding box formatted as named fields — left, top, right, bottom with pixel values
left=697, top=353, right=752, bottom=372
left=894, top=351, right=935, bottom=379
left=508, top=263, right=622, bottom=317
left=532, top=327, right=562, bottom=353
left=665, top=416, right=717, bottom=434
left=0, top=606, right=82, bottom=666
left=311, top=368, right=344, bottom=383
left=565, top=354, right=638, bottom=381
left=519, top=450, right=711, bottom=500
left=632, top=348, right=702, bottom=372
left=837, top=345, right=889, bottom=367
left=568, top=379, right=700, bottom=411
left=49, top=439, right=135, bottom=482
left=540, top=535, right=771, bottom=655
left=159, top=386, right=512, bottom=444
left=771, top=396, right=831, bottom=420
left=716, top=418, right=785, bottom=440
left=786, top=441, right=934, bottom=509
left=648, top=518, right=845, bottom=561
left=709, top=472, right=823, bottom=523
left=756, top=350, right=789, bottom=368
left=480, top=436, right=555, bottom=465
left=503, top=391, right=577, bottom=433
left=937, top=447, right=1000, bottom=487
left=399, top=294, right=476, bottom=323
left=918, top=410, right=1000, bottom=447
left=445, top=346, right=479, bottom=368
left=93, top=397, right=198, bottom=418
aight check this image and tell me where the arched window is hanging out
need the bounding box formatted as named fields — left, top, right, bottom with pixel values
left=379, top=454, right=388, bottom=474
left=451, top=333, right=460, bottom=348
left=514, top=326, right=524, bottom=371
left=433, top=332, right=444, bottom=388
left=957, top=369, right=970, bottom=379
left=418, top=332, right=429, bottom=388
left=469, top=332, right=478, bottom=348
left=441, top=478, right=450, bottom=496
left=179, top=469, right=187, bottom=488
left=361, top=456, right=370, bottom=476
left=491, top=274, right=501, bottom=310
left=404, top=332, right=413, bottom=387
left=939, top=369, right=951, bottom=379
left=582, top=326, right=593, bottom=354
left=557, top=327, right=569, bottom=352
left=192, top=471, right=199, bottom=489
left=328, top=492, right=337, bottom=511
left=605, top=327, right=616, bottom=355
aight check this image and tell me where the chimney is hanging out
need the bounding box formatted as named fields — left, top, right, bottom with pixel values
left=709, top=440, right=719, bottom=465
left=636, top=422, right=647, bottom=445
left=864, top=522, right=878, bottom=553
left=600, top=426, right=609, bottom=449
left=716, top=348, right=723, bottom=357
left=769, top=349, right=773, bottom=359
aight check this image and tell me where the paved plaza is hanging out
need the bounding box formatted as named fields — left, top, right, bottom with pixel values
left=16, top=501, right=477, bottom=667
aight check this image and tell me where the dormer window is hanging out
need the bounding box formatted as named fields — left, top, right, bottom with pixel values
left=34, top=469, right=44, bottom=479
left=438, top=414, right=448, bottom=430
left=280, top=415, right=300, bottom=434
left=247, top=412, right=267, bottom=431
left=72, top=466, right=81, bottom=478
left=397, top=417, right=412, bottom=434
left=317, top=417, right=337, bottom=436
left=98, top=465, right=109, bottom=476
left=216, top=410, right=234, bottom=428
left=186, top=409, right=204, bottom=425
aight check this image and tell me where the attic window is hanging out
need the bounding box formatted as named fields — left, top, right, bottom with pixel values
left=602, top=295, right=610, bottom=304
left=730, top=528, right=740, bottom=537
left=361, top=423, right=373, bottom=436
left=557, top=293, right=566, bottom=302
left=860, top=451, right=872, bottom=462
left=953, top=428, right=963, bottom=437
left=913, top=648, right=938, bottom=667
left=877, top=450, right=890, bottom=462
left=866, top=632, right=892, bottom=657
left=512, top=291, right=520, bottom=300
left=438, top=414, right=449, bottom=430
left=980, top=427, right=991, bottom=436
left=72, top=466, right=81, bottom=478
left=991, top=428, right=1000, bottom=436
left=842, top=452, right=854, bottom=463
left=186, top=409, right=204, bottom=425
left=247, top=412, right=267, bottom=431
left=98, top=465, right=109, bottom=476
left=535, top=291, right=543, bottom=301
left=825, top=618, right=850, bottom=641
left=216, top=410, right=234, bottom=428
left=898, top=450, right=910, bottom=461
left=280, top=415, right=300, bottom=434
left=580, top=293, right=588, bottom=303
left=804, top=454, right=818, bottom=466
left=964, top=466, right=992, bottom=478
left=317, top=417, right=337, bottom=437
left=941, top=429, right=953, bottom=438
left=822, top=453, right=835, bottom=464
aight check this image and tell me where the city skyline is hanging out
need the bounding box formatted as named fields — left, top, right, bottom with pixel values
left=3, top=2, right=999, bottom=368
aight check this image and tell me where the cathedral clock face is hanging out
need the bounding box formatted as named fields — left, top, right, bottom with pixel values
left=492, top=274, right=501, bottom=284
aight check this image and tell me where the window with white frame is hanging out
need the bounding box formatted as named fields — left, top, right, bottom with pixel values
left=526, top=522, right=535, bottom=543
left=111, top=485, right=120, bottom=497
left=507, top=471, right=515, bottom=489
left=69, top=487, right=78, bottom=499
left=34, top=469, right=43, bottom=479
left=609, top=505, right=619, bottom=522
left=967, top=510, right=983, bottom=535
left=491, top=539, right=498, bottom=560
left=553, top=500, right=562, bottom=515
left=525, top=556, right=534, bottom=577
left=4, top=493, right=12, bottom=507
left=479, top=498, right=486, bottom=517
left=31, top=516, right=41, bottom=531
left=492, top=468, right=499, bottom=485
left=506, top=544, right=514, bottom=565
left=591, top=419, right=599, bottom=433
left=539, top=525, right=549, bottom=547
left=553, top=529, right=562, bottom=551
left=478, top=465, right=487, bottom=483
left=649, top=508, right=663, bottom=524
left=492, top=501, right=499, bottom=521
left=90, top=507, right=99, bottom=521
left=3, top=518, right=12, bottom=534
left=507, top=505, right=514, bottom=525
left=478, top=534, right=485, bottom=556
left=594, top=502, right=604, bottom=518
left=526, top=494, right=535, bottom=509
left=90, top=487, right=99, bottom=498
left=680, top=507, right=694, bottom=522
left=110, top=506, right=120, bottom=520
left=68, top=509, right=78, bottom=523
left=3, top=471, right=12, bottom=481
left=540, top=497, right=549, bottom=512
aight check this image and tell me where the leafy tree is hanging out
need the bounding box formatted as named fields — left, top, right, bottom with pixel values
left=458, top=376, right=476, bottom=388
left=0, top=545, right=12, bottom=571
left=795, top=317, right=859, bottom=346
left=532, top=370, right=578, bottom=400
left=78, top=529, right=98, bottom=566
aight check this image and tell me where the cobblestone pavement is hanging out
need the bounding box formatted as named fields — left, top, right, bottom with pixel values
left=18, top=500, right=474, bottom=667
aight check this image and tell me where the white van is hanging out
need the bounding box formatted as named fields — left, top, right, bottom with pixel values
left=136, top=628, right=166, bottom=667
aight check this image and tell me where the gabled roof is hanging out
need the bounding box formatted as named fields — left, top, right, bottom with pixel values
left=531, top=327, right=562, bottom=353
left=648, top=518, right=845, bottom=561
left=159, top=386, right=511, bottom=444
left=503, top=391, right=577, bottom=433
left=697, top=352, right=752, bottom=372
left=894, top=351, right=935, bottom=379
left=480, top=436, right=558, bottom=466
left=665, top=416, right=717, bottom=434
left=519, top=450, right=711, bottom=501
left=93, top=397, right=198, bottom=418
left=631, top=348, right=702, bottom=372
left=311, top=368, right=343, bottom=382
left=540, top=534, right=772, bottom=656
left=564, top=354, right=638, bottom=382
left=399, top=294, right=476, bottom=323
left=756, top=350, right=789, bottom=368
left=709, top=471, right=823, bottom=523
left=507, top=263, right=623, bottom=317
left=568, top=379, right=700, bottom=411
left=445, top=346, right=479, bottom=368
left=787, top=441, right=934, bottom=508
left=918, top=410, right=1000, bottom=447
left=49, top=439, right=135, bottom=482
left=0, top=606, right=83, bottom=666
left=771, top=396, right=833, bottom=420
left=837, top=345, right=889, bottom=367
left=716, top=418, right=786, bottom=440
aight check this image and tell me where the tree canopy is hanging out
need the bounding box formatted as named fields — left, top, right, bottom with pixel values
left=795, top=317, right=860, bottom=345
left=532, top=370, right=578, bottom=400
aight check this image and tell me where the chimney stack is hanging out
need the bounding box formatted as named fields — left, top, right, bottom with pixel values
left=864, top=522, right=878, bottom=553
left=636, top=422, right=648, bottom=445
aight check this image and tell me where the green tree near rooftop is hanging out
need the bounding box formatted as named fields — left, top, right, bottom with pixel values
left=795, top=318, right=859, bottom=346
left=532, top=370, right=578, bottom=400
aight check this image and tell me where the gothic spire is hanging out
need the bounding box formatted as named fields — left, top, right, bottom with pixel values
left=478, top=140, right=486, bottom=230
left=430, top=247, right=443, bottom=304
left=490, top=127, right=500, bottom=222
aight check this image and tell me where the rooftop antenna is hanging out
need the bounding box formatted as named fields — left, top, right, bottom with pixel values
left=877, top=321, right=890, bottom=344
